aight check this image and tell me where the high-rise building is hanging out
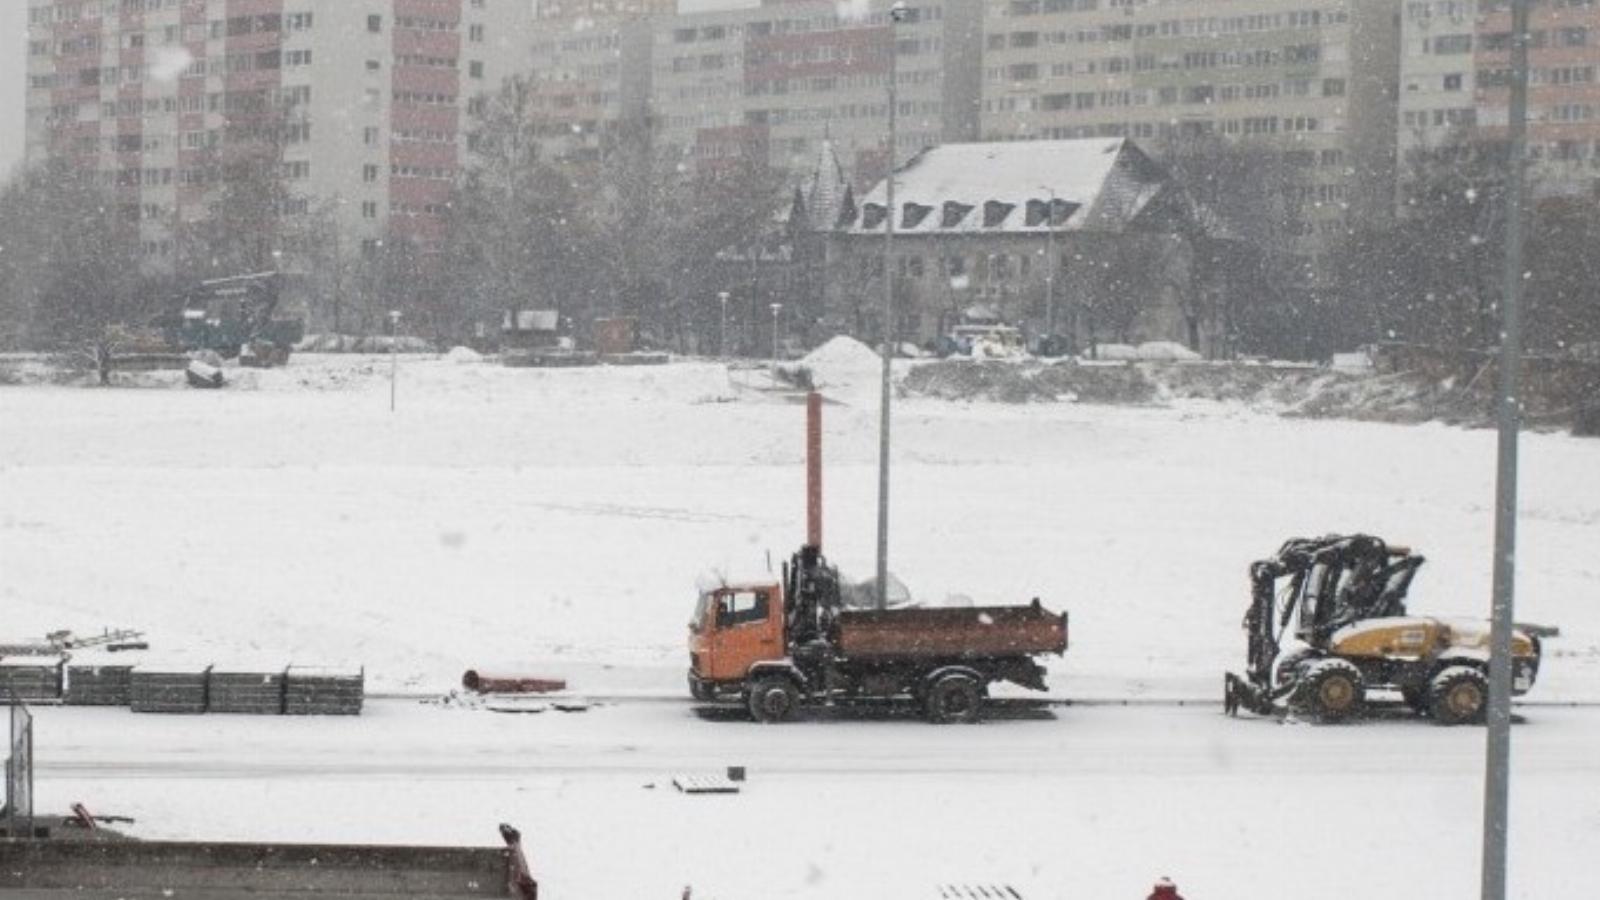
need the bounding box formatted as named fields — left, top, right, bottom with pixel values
left=526, top=0, right=671, bottom=166
left=979, top=0, right=1402, bottom=272
left=647, top=0, right=983, bottom=182
left=23, top=0, right=531, bottom=284
left=1398, top=0, right=1600, bottom=198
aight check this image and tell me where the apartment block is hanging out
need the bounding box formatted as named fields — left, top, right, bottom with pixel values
left=980, top=0, right=1401, bottom=272
left=23, top=0, right=531, bottom=283
left=1399, top=0, right=1600, bottom=196
left=648, top=0, right=982, bottom=182
left=526, top=0, right=671, bottom=166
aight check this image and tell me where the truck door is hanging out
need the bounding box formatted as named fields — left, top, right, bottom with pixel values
left=708, top=587, right=783, bottom=681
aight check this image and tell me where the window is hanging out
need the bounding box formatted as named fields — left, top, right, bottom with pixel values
left=368, top=15, right=382, bottom=33
left=716, top=591, right=770, bottom=627
left=363, top=164, right=379, bottom=182
left=469, top=61, right=484, bottom=79
left=362, top=201, right=377, bottom=219
left=1431, top=34, right=1472, bottom=53
left=469, top=24, right=484, bottom=42
left=285, top=12, right=313, bottom=31
left=1443, top=73, right=1463, bottom=91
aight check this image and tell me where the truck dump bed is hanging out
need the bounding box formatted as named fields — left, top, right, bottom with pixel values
left=834, top=603, right=1067, bottom=660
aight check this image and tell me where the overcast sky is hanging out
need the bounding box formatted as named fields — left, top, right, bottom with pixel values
left=1, top=3, right=25, bottom=181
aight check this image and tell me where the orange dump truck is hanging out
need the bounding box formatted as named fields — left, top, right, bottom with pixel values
left=689, top=393, right=1069, bottom=723
left=689, top=555, right=1068, bottom=723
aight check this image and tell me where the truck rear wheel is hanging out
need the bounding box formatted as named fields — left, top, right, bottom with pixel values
left=924, top=674, right=983, bottom=724
left=1429, top=666, right=1488, bottom=726
left=747, top=677, right=800, bottom=723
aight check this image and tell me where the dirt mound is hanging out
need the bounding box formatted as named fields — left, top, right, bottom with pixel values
left=904, top=360, right=1159, bottom=404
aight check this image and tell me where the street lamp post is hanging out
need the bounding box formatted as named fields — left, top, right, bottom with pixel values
left=718, top=290, right=730, bottom=359
left=769, top=302, right=783, bottom=379
left=876, top=0, right=908, bottom=611
left=1040, top=187, right=1059, bottom=350
left=388, top=309, right=401, bottom=412
left=1482, top=0, right=1530, bottom=897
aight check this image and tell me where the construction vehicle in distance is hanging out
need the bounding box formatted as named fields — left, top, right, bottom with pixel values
left=688, top=394, right=1069, bottom=724
left=1224, top=534, right=1543, bottom=725
left=154, top=271, right=303, bottom=366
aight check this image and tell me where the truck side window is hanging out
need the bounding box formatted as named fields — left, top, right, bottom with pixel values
left=718, top=590, right=770, bottom=627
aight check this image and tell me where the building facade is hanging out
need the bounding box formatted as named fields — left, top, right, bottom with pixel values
left=526, top=0, right=669, bottom=166
left=23, top=0, right=531, bottom=312
left=812, top=138, right=1218, bottom=352
left=978, top=0, right=1401, bottom=275
left=647, top=0, right=983, bottom=181
left=1398, top=0, right=1600, bottom=198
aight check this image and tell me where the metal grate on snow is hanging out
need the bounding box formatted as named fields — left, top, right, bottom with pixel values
left=937, top=886, right=1024, bottom=899
left=671, top=774, right=741, bottom=794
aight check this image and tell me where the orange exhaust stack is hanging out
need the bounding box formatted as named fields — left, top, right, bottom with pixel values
left=807, top=391, right=822, bottom=550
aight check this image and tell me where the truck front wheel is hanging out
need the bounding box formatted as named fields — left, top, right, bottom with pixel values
left=924, top=674, right=984, bottom=724
left=747, top=677, right=800, bottom=723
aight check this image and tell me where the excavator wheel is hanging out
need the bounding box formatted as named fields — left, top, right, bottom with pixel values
left=746, top=676, right=800, bottom=723
left=924, top=673, right=983, bottom=725
left=1428, top=666, right=1488, bottom=726
left=1294, top=659, right=1365, bottom=723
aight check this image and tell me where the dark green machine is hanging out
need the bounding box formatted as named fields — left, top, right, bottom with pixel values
left=158, top=272, right=304, bottom=366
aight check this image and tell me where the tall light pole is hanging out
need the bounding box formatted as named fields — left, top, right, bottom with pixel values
left=1482, top=0, right=1530, bottom=896
left=388, top=309, right=401, bottom=412
left=769, top=302, right=783, bottom=379
left=876, top=0, right=908, bottom=610
left=718, top=290, right=730, bottom=359
left=1040, top=187, right=1059, bottom=348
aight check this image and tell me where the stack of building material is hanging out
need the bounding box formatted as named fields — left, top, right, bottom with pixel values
left=129, top=663, right=211, bottom=713
left=284, top=665, right=363, bottom=715
left=64, top=663, right=136, bottom=706
left=207, top=665, right=287, bottom=715
left=0, top=656, right=65, bottom=702
left=64, top=645, right=145, bottom=707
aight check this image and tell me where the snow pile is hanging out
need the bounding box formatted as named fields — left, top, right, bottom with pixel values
left=785, top=336, right=884, bottom=396
left=1136, top=341, right=1203, bottom=362
left=443, top=346, right=483, bottom=364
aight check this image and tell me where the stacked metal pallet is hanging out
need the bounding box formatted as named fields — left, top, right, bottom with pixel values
left=284, top=666, right=364, bottom=715
left=129, top=664, right=211, bottom=714
left=64, top=663, right=136, bottom=706
left=207, top=666, right=287, bottom=715
left=0, top=657, right=65, bottom=702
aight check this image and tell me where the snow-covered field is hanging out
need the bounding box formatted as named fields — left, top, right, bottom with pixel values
left=3, top=353, right=1598, bottom=898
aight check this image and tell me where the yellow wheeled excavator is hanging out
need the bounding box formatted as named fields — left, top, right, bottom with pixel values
left=1224, top=535, right=1544, bottom=725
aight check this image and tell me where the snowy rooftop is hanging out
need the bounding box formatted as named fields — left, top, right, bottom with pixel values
left=842, top=138, right=1188, bottom=236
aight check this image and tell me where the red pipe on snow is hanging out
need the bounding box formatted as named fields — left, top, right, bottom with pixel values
left=461, top=671, right=567, bottom=694
left=806, top=391, right=822, bottom=550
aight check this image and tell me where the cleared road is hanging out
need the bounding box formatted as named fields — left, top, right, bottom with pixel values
left=24, top=700, right=1598, bottom=900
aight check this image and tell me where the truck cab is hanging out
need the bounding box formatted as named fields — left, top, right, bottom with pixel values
left=688, top=581, right=786, bottom=701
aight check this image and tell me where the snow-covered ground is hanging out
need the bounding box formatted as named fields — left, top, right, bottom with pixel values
left=27, top=699, right=1600, bottom=900
left=3, top=353, right=1598, bottom=897
left=2, top=354, right=1595, bottom=699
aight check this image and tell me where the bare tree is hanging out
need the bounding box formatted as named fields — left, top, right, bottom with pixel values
left=0, top=159, right=149, bottom=381
left=436, top=75, right=605, bottom=342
